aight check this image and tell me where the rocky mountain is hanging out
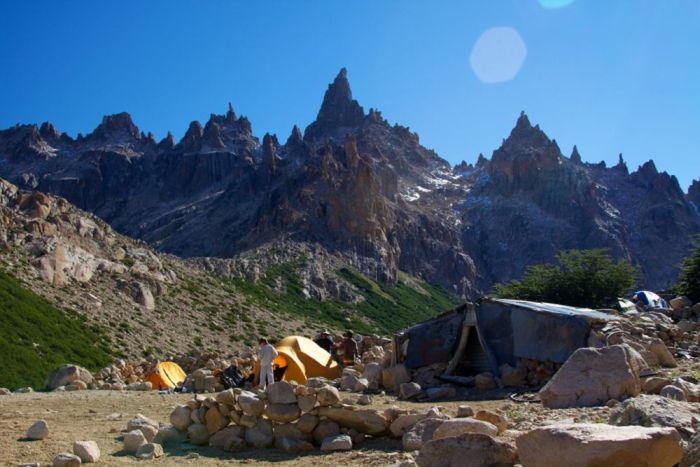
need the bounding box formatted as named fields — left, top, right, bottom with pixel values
left=0, top=177, right=452, bottom=374
left=0, top=69, right=698, bottom=296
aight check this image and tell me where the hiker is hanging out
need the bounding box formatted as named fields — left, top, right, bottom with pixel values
left=339, top=330, right=359, bottom=367
left=314, top=329, right=334, bottom=353
left=257, top=337, right=278, bottom=389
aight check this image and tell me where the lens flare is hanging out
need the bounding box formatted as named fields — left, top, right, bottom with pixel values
left=469, top=27, right=527, bottom=84
left=538, top=0, right=575, bottom=9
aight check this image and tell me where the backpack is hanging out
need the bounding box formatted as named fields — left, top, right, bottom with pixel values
left=219, top=365, right=246, bottom=389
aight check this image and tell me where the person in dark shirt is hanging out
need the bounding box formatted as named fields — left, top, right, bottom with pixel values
left=314, top=330, right=334, bottom=353
left=340, top=330, right=359, bottom=367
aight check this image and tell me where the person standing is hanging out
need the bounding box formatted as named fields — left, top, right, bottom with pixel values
left=257, top=337, right=278, bottom=389
left=340, top=330, right=359, bottom=367
left=314, top=330, right=334, bottom=353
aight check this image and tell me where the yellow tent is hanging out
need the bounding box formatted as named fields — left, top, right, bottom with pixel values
left=255, top=336, right=341, bottom=384
left=147, top=361, right=187, bottom=390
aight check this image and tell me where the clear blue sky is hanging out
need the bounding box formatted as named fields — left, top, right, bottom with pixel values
left=1, top=0, right=698, bottom=188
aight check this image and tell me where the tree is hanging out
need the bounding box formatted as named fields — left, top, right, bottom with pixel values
left=676, top=235, right=700, bottom=303
left=492, top=249, right=636, bottom=309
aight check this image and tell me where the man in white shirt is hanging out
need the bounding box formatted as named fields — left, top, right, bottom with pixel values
left=257, top=337, right=278, bottom=389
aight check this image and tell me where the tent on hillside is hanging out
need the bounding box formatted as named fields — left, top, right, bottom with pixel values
left=394, top=298, right=619, bottom=378
left=147, top=361, right=187, bottom=390
left=254, top=336, right=342, bottom=385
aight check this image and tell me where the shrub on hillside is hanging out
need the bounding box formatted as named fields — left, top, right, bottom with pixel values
left=676, top=235, right=700, bottom=303
left=492, top=249, right=636, bottom=309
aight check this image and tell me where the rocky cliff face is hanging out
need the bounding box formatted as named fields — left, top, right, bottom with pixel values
left=0, top=69, right=698, bottom=295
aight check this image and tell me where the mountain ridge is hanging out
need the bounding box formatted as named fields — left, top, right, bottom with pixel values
left=1, top=68, right=698, bottom=296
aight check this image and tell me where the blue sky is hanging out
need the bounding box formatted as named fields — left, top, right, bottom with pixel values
left=1, top=0, right=698, bottom=188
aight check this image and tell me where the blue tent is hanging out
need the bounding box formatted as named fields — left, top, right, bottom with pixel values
left=400, top=298, right=618, bottom=376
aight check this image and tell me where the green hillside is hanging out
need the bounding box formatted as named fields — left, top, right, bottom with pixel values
left=0, top=270, right=113, bottom=390
left=224, top=263, right=458, bottom=341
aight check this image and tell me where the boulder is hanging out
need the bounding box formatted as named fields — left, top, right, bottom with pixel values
left=153, top=425, right=186, bottom=446
left=671, top=296, right=693, bottom=311
left=661, top=385, right=687, bottom=401
left=316, top=385, right=341, bottom=406
left=265, top=403, right=301, bottom=423
left=674, top=378, right=700, bottom=402
left=609, top=394, right=700, bottom=439
left=298, top=394, right=317, bottom=412
left=642, top=377, right=673, bottom=395
left=266, top=381, right=297, bottom=404
left=390, top=408, right=445, bottom=437
left=138, top=424, right=158, bottom=442
left=45, top=364, right=93, bottom=390
left=383, top=364, right=411, bottom=390
left=648, top=338, right=677, bottom=368
left=474, top=410, right=508, bottom=433
left=135, top=442, right=164, bottom=459
left=52, top=453, right=82, bottom=467
left=239, top=414, right=258, bottom=428
left=321, top=434, right=352, bottom=451
left=73, top=440, right=100, bottom=463
left=123, top=430, right=147, bottom=453
left=456, top=405, right=474, bottom=418
left=298, top=413, right=319, bottom=434
left=316, top=407, right=389, bottom=435
left=238, top=390, right=265, bottom=417
left=215, top=389, right=237, bottom=406
left=363, top=362, right=383, bottom=390
left=539, top=344, right=645, bottom=409
left=187, top=423, right=210, bottom=445
left=26, top=420, right=49, bottom=440
left=209, top=426, right=246, bottom=452
left=205, top=406, right=229, bottom=433
left=416, top=433, right=517, bottom=467
left=400, top=382, right=422, bottom=400
left=170, top=405, right=193, bottom=431
left=431, top=418, right=498, bottom=440
left=516, top=423, right=683, bottom=467
left=245, top=419, right=273, bottom=448
left=403, top=418, right=444, bottom=451
left=273, top=423, right=308, bottom=442
left=313, top=419, right=340, bottom=445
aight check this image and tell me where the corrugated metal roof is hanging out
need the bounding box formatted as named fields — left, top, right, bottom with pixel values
left=484, top=298, right=619, bottom=322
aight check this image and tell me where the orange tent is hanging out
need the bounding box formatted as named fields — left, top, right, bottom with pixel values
left=147, top=361, right=186, bottom=390
left=254, top=336, right=341, bottom=385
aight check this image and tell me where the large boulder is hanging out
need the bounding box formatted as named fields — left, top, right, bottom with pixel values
left=45, top=364, right=93, bottom=390
left=390, top=407, right=445, bottom=437
left=123, top=430, right=147, bottom=453
left=382, top=364, right=411, bottom=390
left=187, top=423, right=210, bottom=445
left=416, top=433, right=517, bottom=467
left=431, top=418, right=498, bottom=440
left=316, top=385, right=341, bottom=406
left=266, top=381, right=297, bottom=404
left=316, top=407, right=389, bottom=435
left=73, top=440, right=100, bottom=463
left=402, top=418, right=444, bottom=451
left=238, top=391, right=265, bottom=417
left=209, top=426, right=246, bottom=452
left=609, top=394, right=700, bottom=439
left=321, top=434, right=352, bottom=451
left=539, top=344, right=645, bottom=408
left=516, top=423, right=683, bottom=467
left=245, top=419, right=273, bottom=448
left=205, top=405, right=229, bottom=433
left=170, top=405, right=193, bottom=431
left=297, top=413, right=319, bottom=434
left=26, top=420, right=49, bottom=440
left=313, top=419, right=341, bottom=445
left=265, top=403, right=301, bottom=423
left=363, top=362, right=383, bottom=390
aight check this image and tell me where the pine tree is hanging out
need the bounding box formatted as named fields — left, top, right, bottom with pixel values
left=677, top=235, right=700, bottom=303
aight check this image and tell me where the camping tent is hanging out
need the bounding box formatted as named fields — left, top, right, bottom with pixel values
left=633, top=290, right=669, bottom=309
left=396, top=298, right=618, bottom=378
left=147, top=361, right=187, bottom=390
left=254, top=336, right=341, bottom=384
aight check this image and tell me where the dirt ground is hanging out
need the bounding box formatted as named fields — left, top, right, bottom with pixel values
left=0, top=390, right=610, bottom=466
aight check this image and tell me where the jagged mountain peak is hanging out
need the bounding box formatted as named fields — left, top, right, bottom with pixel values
left=570, top=145, right=582, bottom=163
left=89, top=112, right=141, bottom=141
left=303, top=68, right=366, bottom=142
